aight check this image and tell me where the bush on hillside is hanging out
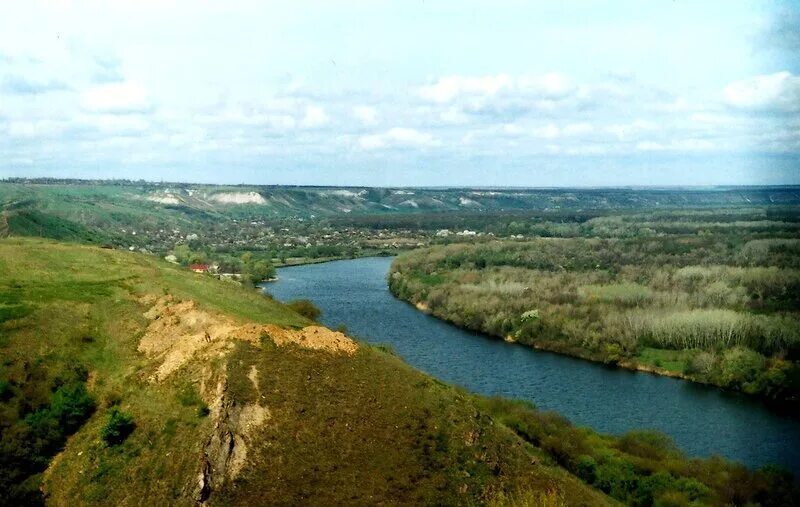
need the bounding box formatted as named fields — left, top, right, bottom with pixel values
left=287, top=299, right=321, bottom=321
left=101, top=408, right=135, bottom=446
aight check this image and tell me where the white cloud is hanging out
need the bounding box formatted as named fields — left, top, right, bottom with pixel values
left=299, top=105, right=329, bottom=128
left=419, top=72, right=575, bottom=107
left=723, top=72, right=800, bottom=112
left=352, top=105, right=378, bottom=126
left=358, top=127, right=437, bottom=150
left=636, top=138, right=714, bottom=152
left=79, top=113, right=150, bottom=132
left=439, top=107, right=469, bottom=125
left=532, top=124, right=560, bottom=140
left=562, top=122, right=593, bottom=136
left=6, top=119, right=65, bottom=138
left=420, top=74, right=512, bottom=103
left=197, top=100, right=335, bottom=133
left=501, top=123, right=524, bottom=135
left=605, top=120, right=659, bottom=141
left=80, top=81, right=150, bottom=113
left=517, top=72, right=574, bottom=99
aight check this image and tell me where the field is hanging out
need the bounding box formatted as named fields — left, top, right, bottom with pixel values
left=389, top=208, right=800, bottom=401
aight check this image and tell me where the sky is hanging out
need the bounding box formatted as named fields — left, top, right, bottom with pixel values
left=0, top=0, right=799, bottom=187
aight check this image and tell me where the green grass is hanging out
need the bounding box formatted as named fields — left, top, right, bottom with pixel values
left=636, top=348, right=691, bottom=374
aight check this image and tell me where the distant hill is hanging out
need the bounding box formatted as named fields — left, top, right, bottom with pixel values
left=2, top=180, right=798, bottom=249
left=2, top=180, right=799, bottom=218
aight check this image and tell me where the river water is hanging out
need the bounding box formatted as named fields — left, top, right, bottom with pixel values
left=266, top=257, right=800, bottom=472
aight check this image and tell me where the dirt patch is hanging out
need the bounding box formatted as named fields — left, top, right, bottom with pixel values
left=247, top=366, right=259, bottom=392
left=138, top=296, right=356, bottom=382
left=195, top=376, right=271, bottom=504
left=260, top=325, right=358, bottom=355
left=86, top=370, right=99, bottom=391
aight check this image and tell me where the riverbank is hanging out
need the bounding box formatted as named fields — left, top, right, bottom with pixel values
left=408, top=291, right=701, bottom=380
left=392, top=274, right=800, bottom=407
left=388, top=240, right=800, bottom=404
left=272, top=251, right=398, bottom=269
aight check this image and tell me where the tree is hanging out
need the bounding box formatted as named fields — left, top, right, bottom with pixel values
left=172, top=244, right=192, bottom=265
left=251, top=260, right=276, bottom=282
left=242, top=258, right=276, bottom=284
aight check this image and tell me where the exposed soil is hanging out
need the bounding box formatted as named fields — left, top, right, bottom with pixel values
left=137, top=295, right=357, bottom=382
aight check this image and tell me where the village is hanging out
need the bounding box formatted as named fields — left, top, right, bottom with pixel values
left=114, top=214, right=491, bottom=282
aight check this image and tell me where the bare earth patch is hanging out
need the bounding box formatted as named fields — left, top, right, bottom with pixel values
left=137, top=295, right=357, bottom=382
left=208, top=191, right=266, bottom=205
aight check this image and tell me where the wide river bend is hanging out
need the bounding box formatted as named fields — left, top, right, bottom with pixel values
left=266, top=257, right=800, bottom=472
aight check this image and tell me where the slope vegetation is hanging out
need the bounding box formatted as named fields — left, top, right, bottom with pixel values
left=0, top=238, right=613, bottom=506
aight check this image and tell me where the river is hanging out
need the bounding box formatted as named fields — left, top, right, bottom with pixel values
left=265, top=256, right=800, bottom=472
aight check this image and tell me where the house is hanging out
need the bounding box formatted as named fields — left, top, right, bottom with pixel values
left=189, top=264, right=209, bottom=273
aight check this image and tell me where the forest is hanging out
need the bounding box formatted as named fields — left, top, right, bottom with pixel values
left=389, top=208, right=800, bottom=402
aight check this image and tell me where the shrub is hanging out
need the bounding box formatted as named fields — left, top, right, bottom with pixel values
left=673, top=477, right=710, bottom=501
left=286, top=299, right=321, bottom=321
left=101, top=408, right=135, bottom=446
left=0, top=380, right=12, bottom=401
left=719, top=347, right=764, bottom=390
left=672, top=266, right=713, bottom=291
left=20, top=381, right=96, bottom=461
left=635, top=472, right=677, bottom=506
left=576, top=455, right=597, bottom=483
left=603, top=343, right=625, bottom=364
left=653, top=490, right=690, bottom=507
left=699, top=281, right=746, bottom=308
left=684, top=351, right=716, bottom=376
left=616, top=431, right=677, bottom=460
left=520, top=309, right=540, bottom=321
left=49, top=382, right=95, bottom=433
left=594, top=459, right=638, bottom=499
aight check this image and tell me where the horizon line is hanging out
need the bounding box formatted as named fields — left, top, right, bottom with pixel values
left=3, top=177, right=800, bottom=191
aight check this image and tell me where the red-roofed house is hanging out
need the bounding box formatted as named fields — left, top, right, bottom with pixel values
left=189, top=264, right=209, bottom=273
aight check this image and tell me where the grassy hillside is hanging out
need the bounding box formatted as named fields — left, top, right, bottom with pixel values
left=1, top=238, right=796, bottom=506
left=0, top=238, right=611, bottom=505
left=3, top=181, right=799, bottom=237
